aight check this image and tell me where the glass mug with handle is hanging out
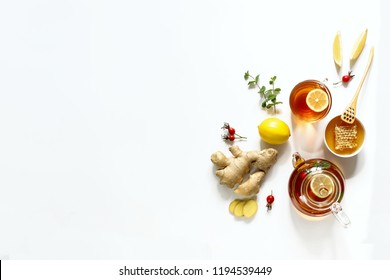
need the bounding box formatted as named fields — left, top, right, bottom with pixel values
left=289, top=80, right=332, bottom=123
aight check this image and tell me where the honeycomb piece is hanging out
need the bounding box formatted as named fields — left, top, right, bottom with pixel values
left=335, top=124, right=358, bottom=151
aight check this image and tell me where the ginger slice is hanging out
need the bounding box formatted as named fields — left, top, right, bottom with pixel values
left=233, top=200, right=245, bottom=217
left=243, top=199, right=258, bottom=218
left=229, top=199, right=241, bottom=214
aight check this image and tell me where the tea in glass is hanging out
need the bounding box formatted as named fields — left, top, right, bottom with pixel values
left=289, top=80, right=332, bottom=122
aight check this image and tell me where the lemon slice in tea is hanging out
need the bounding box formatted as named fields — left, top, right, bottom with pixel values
left=310, top=174, right=334, bottom=199
left=333, top=31, right=342, bottom=68
left=306, top=89, right=329, bottom=112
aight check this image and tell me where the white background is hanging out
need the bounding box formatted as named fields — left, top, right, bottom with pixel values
left=0, top=0, right=389, bottom=259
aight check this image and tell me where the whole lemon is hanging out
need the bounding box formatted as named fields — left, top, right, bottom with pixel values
left=258, top=118, right=291, bottom=144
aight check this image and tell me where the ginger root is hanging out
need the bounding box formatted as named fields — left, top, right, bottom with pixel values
left=211, top=145, right=277, bottom=196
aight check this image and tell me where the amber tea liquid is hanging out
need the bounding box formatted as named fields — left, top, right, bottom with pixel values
left=288, top=160, right=345, bottom=217
left=290, top=80, right=332, bottom=122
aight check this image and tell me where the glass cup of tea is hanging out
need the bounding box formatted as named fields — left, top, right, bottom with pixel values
left=289, top=80, right=332, bottom=123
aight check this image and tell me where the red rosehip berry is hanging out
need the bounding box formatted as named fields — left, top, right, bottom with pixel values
left=333, top=70, right=355, bottom=86
left=266, top=194, right=274, bottom=204
left=228, top=127, right=236, bottom=135
left=342, top=75, right=351, bottom=83
left=221, top=122, right=247, bottom=142
left=299, top=171, right=308, bottom=180
left=266, top=191, right=274, bottom=211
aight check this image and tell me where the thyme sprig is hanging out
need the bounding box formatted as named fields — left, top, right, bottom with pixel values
left=244, top=71, right=282, bottom=112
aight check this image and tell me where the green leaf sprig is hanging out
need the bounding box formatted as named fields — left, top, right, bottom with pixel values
left=244, top=71, right=282, bottom=112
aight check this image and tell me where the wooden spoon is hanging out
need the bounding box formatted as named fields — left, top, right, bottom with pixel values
left=341, top=47, right=374, bottom=124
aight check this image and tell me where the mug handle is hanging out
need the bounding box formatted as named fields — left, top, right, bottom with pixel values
left=331, top=202, right=351, bottom=228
